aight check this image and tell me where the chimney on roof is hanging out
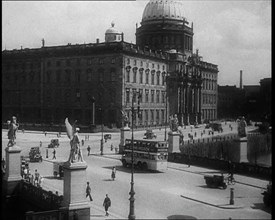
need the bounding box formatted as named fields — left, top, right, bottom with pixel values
left=240, top=70, right=243, bottom=89
left=42, top=38, right=45, bottom=47
left=96, top=38, right=99, bottom=44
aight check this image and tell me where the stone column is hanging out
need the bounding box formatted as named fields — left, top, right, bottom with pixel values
left=168, top=131, right=181, bottom=153
left=119, top=125, right=130, bottom=154
left=230, top=137, right=249, bottom=163
left=61, top=161, right=90, bottom=220
left=3, top=145, right=22, bottom=196
left=185, top=83, right=190, bottom=125
left=198, top=86, right=202, bottom=124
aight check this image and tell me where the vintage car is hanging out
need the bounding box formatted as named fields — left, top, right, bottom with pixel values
left=29, top=147, right=42, bottom=162
left=104, top=134, right=112, bottom=142
left=143, top=129, right=157, bottom=139
left=53, top=161, right=65, bottom=178
left=48, top=139, right=60, bottom=148
left=204, top=174, right=227, bottom=189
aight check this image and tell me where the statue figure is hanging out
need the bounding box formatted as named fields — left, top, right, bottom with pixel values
left=65, top=118, right=84, bottom=163
left=7, top=116, right=19, bottom=147
left=169, top=114, right=179, bottom=132
left=120, top=110, right=129, bottom=127
left=238, top=116, right=247, bottom=137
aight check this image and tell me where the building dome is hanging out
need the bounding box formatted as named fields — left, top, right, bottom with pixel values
left=105, top=22, right=123, bottom=43
left=142, top=0, right=185, bottom=23
left=105, top=22, right=122, bottom=34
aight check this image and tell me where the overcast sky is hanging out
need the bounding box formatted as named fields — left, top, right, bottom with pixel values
left=2, top=0, right=271, bottom=86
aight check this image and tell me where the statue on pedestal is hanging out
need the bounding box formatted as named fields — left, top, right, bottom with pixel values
left=65, top=118, right=84, bottom=163
left=169, top=114, right=179, bottom=132
left=121, top=110, right=129, bottom=128
left=7, top=116, right=19, bottom=147
left=238, top=116, right=247, bottom=138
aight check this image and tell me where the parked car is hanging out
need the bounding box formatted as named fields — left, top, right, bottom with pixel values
left=48, top=139, right=60, bottom=148
left=104, top=134, right=112, bottom=142
left=143, top=129, right=157, bottom=139
left=53, top=161, right=65, bottom=178
left=29, top=147, right=42, bottom=162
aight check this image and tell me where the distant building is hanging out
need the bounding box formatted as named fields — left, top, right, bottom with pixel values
left=2, top=0, right=219, bottom=127
left=218, top=77, right=271, bottom=121
left=217, top=85, right=244, bottom=119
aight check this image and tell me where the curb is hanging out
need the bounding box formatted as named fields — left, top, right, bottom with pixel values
left=90, top=203, right=125, bottom=220
left=168, top=165, right=265, bottom=189
left=180, top=195, right=244, bottom=209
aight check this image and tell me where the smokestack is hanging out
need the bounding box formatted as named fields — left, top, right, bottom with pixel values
left=96, top=38, right=99, bottom=44
left=42, top=38, right=45, bottom=47
left=240, top=70, right=243, bottom=89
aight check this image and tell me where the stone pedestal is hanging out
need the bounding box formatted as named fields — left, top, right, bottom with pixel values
left=3, top=145, right=22, bottom=195
left=119, top=126, right=130, bottom=154
left=61, top=161, right=90, bottom=220
left=168, top=131, right=181, bottom=153
left=231, top=137, right=249, bottom=163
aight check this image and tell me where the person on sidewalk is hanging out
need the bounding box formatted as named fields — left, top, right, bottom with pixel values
left=87, top=145, right=91, bottom=156
left=103, top=194, right=111, bottom=216
left=111, top=167, right=116, bottom=181
left=34, top=169, right=40, bottom=186
left=52, top=149, right=56, bottom=160
left=86, top=182, right=93, bottom=201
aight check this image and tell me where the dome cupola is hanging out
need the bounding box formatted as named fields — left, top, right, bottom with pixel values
left=136, top=0, right=193, bottom=55
left=105, top=22, right=123, bottom=43
left=142, top=0, right=185, bottom=23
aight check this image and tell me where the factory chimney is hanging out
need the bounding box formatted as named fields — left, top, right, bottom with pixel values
left=240, top=70, right=243, bottom=89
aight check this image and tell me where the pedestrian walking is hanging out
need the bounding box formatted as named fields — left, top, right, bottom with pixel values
left=86, top=182, right=93, bottom=201
left=46, top=148, right=49, bottom=158
left=40, top=141, right=42, bottom=147
left=111, top=144, right=114, bottom=151
left=111, top=167, right=116, bottom=181
left=34, top=169, right=39, bottom=186
left=87, top=145, right=91, bottom=156
left=103, top=194, right=111, bottom=216
left=187, top=152, right=191, bottom=168
left=82, top=139, right=84, bottom=146
left=44, top=131, right=47, bottom=136
left=52, top=149, right=56, bottom=160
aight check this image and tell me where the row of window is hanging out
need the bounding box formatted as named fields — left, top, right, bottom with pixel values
left=3, top=57, right=118, bottom=71
left=202, top=94, right=217, bottom=105
left=201, top=109, right=217, bottom=120
left=126, top=58, right=166, bottom=71
left=202, top=79, right=217, bottom=91
left=3, top=68, right=118, bottom=84
left=126, top=68, right=166, bottom=85
left=125, top=109, right=166, bottom=124
left=125, top=88, right=166, bottom=104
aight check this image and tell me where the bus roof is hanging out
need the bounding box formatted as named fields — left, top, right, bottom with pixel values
left=125, top=139, right=167, bottom=143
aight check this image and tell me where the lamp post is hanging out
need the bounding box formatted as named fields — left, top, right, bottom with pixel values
left=164, top=74, right=168, bottom=141
left=128, top=91, right=141, bottom=220
left=99, top=107, right=104, bottom=155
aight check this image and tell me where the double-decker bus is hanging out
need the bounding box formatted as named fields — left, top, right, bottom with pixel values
left=121, top=139, right=168, bottom=171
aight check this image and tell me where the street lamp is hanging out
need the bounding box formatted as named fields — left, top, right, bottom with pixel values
left=164, top=74, right=169, bottom=141
left=99, top=107, right=104, bottom=155
left=128, top=91, right=141, bottom=220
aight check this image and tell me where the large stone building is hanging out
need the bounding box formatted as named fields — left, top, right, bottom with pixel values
left=2, top=0, right=219, bottom=128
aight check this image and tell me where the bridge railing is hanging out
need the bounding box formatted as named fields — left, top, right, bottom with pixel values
left=20, top=180, right=63, bottom=210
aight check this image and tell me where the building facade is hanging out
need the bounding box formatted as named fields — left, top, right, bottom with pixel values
left=2, top=0, right=219, bottom=128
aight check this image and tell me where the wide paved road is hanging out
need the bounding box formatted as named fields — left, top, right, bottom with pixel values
left=2, top=126, right=271, bottom=219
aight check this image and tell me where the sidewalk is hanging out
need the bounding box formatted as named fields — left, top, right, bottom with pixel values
left=167, top=162, right=269, bottom=189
